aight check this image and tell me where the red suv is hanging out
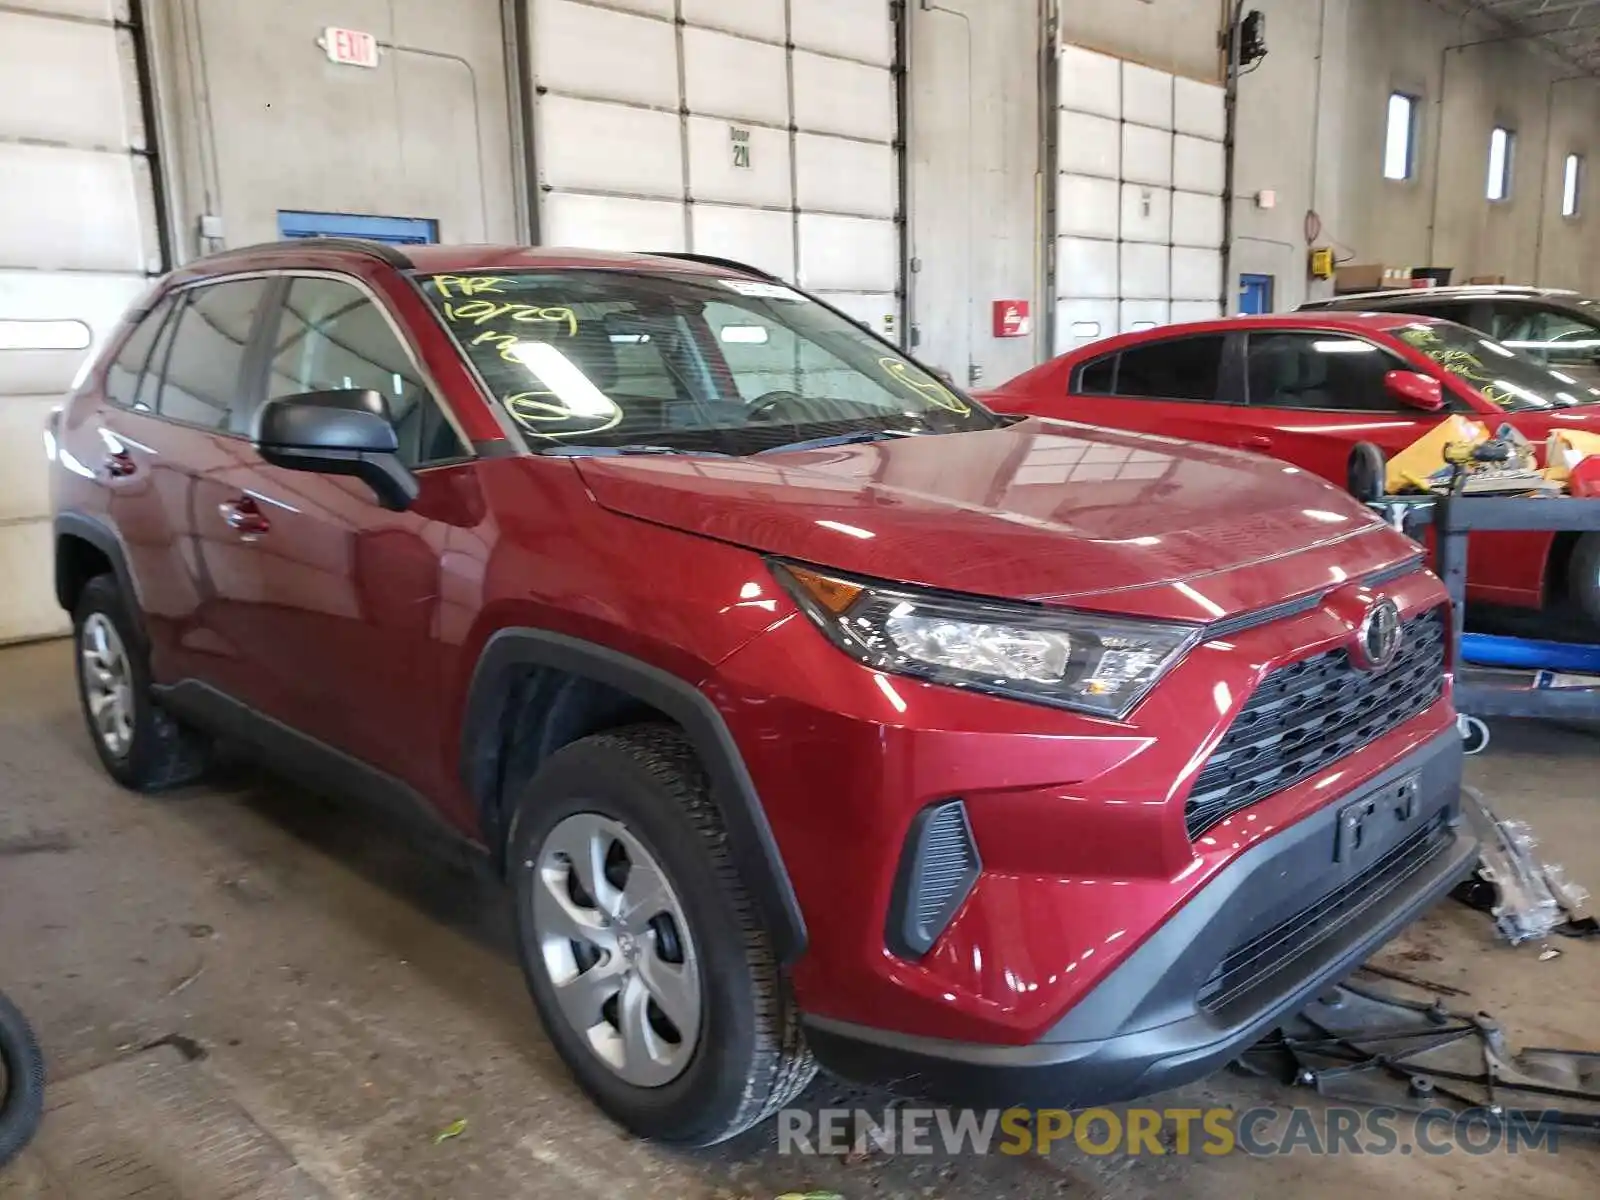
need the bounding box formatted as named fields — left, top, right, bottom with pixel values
left=50, top=241, right=1475, bottom=1144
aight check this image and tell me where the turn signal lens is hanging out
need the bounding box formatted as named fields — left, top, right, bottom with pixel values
left=778, top=564, right=863, bottom=614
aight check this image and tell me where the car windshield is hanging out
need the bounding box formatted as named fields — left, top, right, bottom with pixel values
left=415, top=270, right=997, bottom=455
left=1394, top=321, right=1600, bottom=411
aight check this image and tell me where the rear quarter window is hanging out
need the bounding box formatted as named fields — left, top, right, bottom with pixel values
left=1074, top=355, right=1116, bottom=394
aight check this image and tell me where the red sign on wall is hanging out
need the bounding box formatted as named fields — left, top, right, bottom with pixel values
left=993, top=300, right=1031, bottom=338
left=323, top=26, right=380, bottom=69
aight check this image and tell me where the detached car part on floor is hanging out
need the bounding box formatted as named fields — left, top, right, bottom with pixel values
left=51, top=241, right=1475, bottom=1141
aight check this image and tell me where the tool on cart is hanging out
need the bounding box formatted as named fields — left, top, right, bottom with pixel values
left=1237, top=981, right=1600, bottom=1133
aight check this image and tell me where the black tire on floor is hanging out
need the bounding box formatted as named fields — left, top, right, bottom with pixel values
left=1566, top=533, right=1600, bottom=627
left=0, top=990, right=44, bottom=1168
left=72, top=574, right=209, bottom=791
left=507, top=723, right=815, bottom=1145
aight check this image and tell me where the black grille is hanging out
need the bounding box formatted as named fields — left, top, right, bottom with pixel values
left=1198, top=815, right=1452, bottom=1011
left=1186, top=608, right=1447, bottom=839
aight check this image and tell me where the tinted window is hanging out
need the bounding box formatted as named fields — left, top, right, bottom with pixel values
left=1247, top=333, right=1409, bottom=411
left=1076, top=355, right=1116, bottom=395
left=265, top=277, right=467, bottom=466
left=1113, top=337, right=1224, bottom=401
left=158, top=279, right=271, bottom=430
left=104, top=296, right=176, bottom=410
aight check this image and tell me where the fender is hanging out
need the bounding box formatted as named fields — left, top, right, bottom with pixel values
left=53, top=512, right=149, bottom=647
left=460, top=628, right=808, bottom=965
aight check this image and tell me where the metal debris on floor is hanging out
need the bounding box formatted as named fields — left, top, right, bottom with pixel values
left=1452, top=787, right=1592, bottom=945
left=1238, top=982, right=1600, bottom=1133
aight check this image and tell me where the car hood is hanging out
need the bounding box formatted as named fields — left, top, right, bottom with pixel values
left=573, top=418, right=1417, bottom=622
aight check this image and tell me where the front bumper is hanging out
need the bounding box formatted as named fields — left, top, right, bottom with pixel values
left=802, top=730, right=1476, bottom=1107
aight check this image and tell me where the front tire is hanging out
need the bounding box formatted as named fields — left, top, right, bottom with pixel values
left=508, top=724, right=815, bottom=1145
left=72, top=575, right=208, bottom=791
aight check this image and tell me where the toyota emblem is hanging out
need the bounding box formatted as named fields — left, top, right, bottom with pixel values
left=1354, top=598, right=1403, bottom=671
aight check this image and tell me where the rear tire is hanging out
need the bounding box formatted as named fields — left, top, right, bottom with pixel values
left=1566, top=534, right=1600, bottom=628
left=507, top=723, right=815, bottom=1145
left=72, top=575, right=209, bottom=791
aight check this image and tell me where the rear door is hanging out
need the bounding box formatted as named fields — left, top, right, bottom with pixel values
left=1069, top=333, right=1244, bottom=446
left=142, top=276, right=278, bottom=698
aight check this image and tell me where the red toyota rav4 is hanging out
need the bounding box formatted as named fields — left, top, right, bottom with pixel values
left=50, top=241, right=1475, bottom=1144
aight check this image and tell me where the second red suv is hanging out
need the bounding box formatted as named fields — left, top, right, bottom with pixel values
left=51, top=241, right=1475, bottom=1143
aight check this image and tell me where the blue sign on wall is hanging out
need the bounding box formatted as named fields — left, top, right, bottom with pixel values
left=277, top=210, right=439, bottom=245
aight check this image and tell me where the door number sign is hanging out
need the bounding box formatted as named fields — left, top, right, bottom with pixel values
left=730, top=127, right=751, bottom=169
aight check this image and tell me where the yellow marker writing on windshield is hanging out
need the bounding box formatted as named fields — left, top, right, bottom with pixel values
left=878, top=357, right=970, bottom=416
left=430, top=275, right=506, bottom=300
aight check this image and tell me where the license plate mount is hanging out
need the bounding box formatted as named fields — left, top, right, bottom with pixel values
left=1334, top=771, right=1422, bottom=865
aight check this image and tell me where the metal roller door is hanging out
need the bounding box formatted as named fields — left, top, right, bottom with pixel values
left=0, top=0, right=162, bottom=642
left=527, top=0, right=902, bottom=337
left=1052, top=43, right=1226, bottom=353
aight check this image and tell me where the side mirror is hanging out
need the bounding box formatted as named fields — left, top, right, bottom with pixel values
left=1384, top=370, right=1445, bottom=413
left=253, top=388, right=418, bottom=511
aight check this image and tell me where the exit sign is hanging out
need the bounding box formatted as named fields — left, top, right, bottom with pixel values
left=322, top=26, right=379, bottom=69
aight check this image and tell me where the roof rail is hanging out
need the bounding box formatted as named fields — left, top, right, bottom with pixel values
left=196, top=237, right=414, bottom=269
left=648, top=252, right=781, bottom=282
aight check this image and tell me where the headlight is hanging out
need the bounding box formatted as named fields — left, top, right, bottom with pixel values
left=772, top=562, right=1200, bottom=718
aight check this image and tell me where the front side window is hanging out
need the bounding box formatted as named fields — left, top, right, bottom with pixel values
left=1075, top=354, right=1117, bottom=395
left=158, top=279, right=272, bottom=431
left=104, top=295, right=176, bottom=410
left=1395, top=322, right=1600, bottom=410
left=1246, top=333, right=1413, bottom=411
left=416, top=271, right=996, bottom=455
left=1110, top=337, right=1224, bottom=402
left=264, top=277, right=467, bottom=466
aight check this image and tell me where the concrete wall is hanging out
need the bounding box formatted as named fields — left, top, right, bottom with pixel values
left=149, top=0, right=520, bottom=258
left=1233, top=0, right=1600, bottom=311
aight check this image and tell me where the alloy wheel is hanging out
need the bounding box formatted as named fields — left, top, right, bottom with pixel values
left=80, top=613, right=134, bottom=758
left=531, top=813, right=702, bottom=1087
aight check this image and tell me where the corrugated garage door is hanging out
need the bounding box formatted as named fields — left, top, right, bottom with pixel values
left=0, top=0, right=161, bottom=642
left=1052, top=43, right=1225, bottom=353
left=528, top=0, right=902, bottom=337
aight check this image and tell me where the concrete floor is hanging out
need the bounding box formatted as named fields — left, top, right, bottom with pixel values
left=0, top=638, right=1598, bottom=1199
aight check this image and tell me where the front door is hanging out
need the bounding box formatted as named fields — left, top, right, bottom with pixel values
left=210, top=273, right=477, bottom=795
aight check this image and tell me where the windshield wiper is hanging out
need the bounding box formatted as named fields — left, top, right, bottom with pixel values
left=756, top=429, right=924, bottom=455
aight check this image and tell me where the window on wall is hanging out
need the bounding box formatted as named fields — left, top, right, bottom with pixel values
left=1487, top=127, right=1515, bottom=201
left=1384, top=94, right=1418, bottom=180
left=1563, top=154, right=1583, bottom=218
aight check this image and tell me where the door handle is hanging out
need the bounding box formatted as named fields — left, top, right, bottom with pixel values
left=102, top=450, right=137, bottom=478
left=1240, top=435, right=1275, bottom=450
left=219, top=497, right=270, bottom=536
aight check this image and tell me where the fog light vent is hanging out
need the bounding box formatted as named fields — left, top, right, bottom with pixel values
left=887, top=799, right=981, bottom=959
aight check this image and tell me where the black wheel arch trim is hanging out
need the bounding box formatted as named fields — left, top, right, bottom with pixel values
left=53, top=512, right=149, bottom=647
left=460, top=627, right=808, bottom=965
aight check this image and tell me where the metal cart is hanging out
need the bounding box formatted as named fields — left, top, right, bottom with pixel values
left=1373, top=495, right=1600, bottom=751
